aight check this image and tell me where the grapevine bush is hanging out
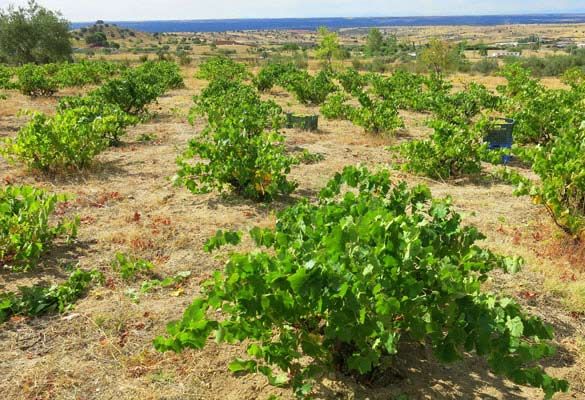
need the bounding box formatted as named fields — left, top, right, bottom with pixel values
left=0, top=65, right=15, bottom=89
left=0, top=268, right=102, bottom=323
left=57, top=95, right=138, bottom=145
left=155, top=166, right=567, bottom=399
left=350, top=92, right=404, bottom=134
left=321, top=92, right=352, bottom=120
left=52, top=60, right=124, bottom=88
left=497, top=64, right=581, bottom=145
left=0, top=186, right=78, bottom=271
left=254, top=62, right=300, bottom=92
left=368, top=70, right=434, bottom=111
left=2, top=108, right=122, bottom=171
left=2, top=61, right=181, bottom=172
left=196, top=56, right=249, bottom=82
left=393, top=119, right=486, bottom=179
left=510, top=125, right=585, bottom=238
left=336, top=67, right=368, bottom=94
left=285, top=69, right=337, bottom=105
left=95, top=61, right=183, bottom=114
left=321, top=90, right=404, bottom=134
left=177, top=77, right=297, bottom=201
left=17, top=64, right=57, bottom=96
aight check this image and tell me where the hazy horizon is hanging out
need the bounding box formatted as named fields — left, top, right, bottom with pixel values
left=70, top=11, right=585, bottom=24
left=3, top=1, right=585, bottom=23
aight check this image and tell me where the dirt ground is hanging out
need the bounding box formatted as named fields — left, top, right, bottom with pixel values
left=0, top=65, right=584, bottom=400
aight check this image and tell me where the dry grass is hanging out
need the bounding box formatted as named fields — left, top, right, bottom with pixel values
left=0, top=59, right=584, bottom=400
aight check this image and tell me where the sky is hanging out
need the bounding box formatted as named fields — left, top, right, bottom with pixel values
left=2, top=0, right=585, bottom=22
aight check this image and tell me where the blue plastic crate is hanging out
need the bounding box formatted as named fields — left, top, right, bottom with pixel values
left=485, top=118, right=515, bottom=164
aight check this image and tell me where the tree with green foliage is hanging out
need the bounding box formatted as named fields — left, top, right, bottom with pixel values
left=85, top=31, right=108, bottom=47
left=365, top=28, right=383, bottom=56
left=0, top=0, right=72, bottom=65
left=315, top=26, right=341, bottom=67
left=420, top=38, right=460, bottom=75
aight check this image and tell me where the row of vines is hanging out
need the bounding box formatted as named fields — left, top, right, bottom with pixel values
left=0, top=60, right=184, bottom=323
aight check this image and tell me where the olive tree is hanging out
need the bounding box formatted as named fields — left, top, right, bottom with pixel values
left=0, top=1, right=72, bottom=65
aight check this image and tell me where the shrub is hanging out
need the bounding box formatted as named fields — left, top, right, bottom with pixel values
left=253, top=62, right=298, bottom=92
left=177, top=52, right=192, bottom=65
left=92, top=61, right=183, bottom=115
left=0, top=64, right=15, bottom=89
left=155, top=166, right=567, bottom=399
left=498, top=64, right=580, bottom=145
left=511, top=125, right=585, bottom=238
left=17, top=64, right=57, bottom=96
left=432, top=83, right=500, bottom=124
left=321, top=90, right=404, bottom=135
left=1, top=108, right=112, bottom=171
left=368, top=70, right=434, bottom=112
left=393, top=119, right=486, bottom=179
left=196, top=56, right=249, bottom=82
left=349, top=92, right=404, bottom=134
left=52, top=60, right=122, bottom=87
left=367, top=56, right=388, bottom=73
left=0, top=186, right=78, bottom=271
left=285, top=70, right=337, bottom=105
left=111, top=253, right=154, bottom=281
left=335, top=67, right=367, bottom=94
left=472, top=58, right=500, bottom=75
left=177, top=79, right=297, bottom=202
left=320, top=92, right=352, bottom=120
left=0, top=268, right=102, bottom=322
left=57, top=95, right=138, bottom=145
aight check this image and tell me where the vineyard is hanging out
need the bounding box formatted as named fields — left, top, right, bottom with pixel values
left=1, top=54, right=584, bottom=400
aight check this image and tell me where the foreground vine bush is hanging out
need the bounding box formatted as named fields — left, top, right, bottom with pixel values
left=155, top=166, right=567, bottom=398
left=0, top=186, right=78, bottom=271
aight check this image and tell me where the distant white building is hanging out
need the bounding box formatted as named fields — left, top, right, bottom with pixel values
left=577, top=43, right=585, bottom=49
left=490, top=51, right=521, bottom=58
left=496, top=41, right=519, bottom=47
